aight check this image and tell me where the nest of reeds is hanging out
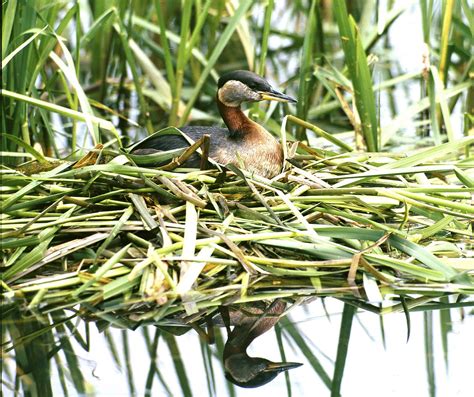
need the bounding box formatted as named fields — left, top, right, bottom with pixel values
left=1, top=136, right=473, bottom=328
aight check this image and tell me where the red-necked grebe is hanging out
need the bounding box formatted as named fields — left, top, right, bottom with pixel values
left=222, top=300, right=302, bottom=388
left=131, top=70, right=296, bottom=178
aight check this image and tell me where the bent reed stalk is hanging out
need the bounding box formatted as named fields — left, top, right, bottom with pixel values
left=1, top=136, right=473, bottom=327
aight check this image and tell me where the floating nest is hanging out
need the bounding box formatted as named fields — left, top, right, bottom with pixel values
left=1, top=136, right=474, bottom=329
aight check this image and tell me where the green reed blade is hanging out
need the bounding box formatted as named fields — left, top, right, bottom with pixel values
left=333, top=0, right=379, bottom=151
left=179, top=0, right=253, bottom=124
left=331, top=303, right=356, bottom=397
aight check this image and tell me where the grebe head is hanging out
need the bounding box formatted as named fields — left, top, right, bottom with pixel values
left=224, top=354, right=302, bottom=388
left=217, top=70, right=297, bottom=107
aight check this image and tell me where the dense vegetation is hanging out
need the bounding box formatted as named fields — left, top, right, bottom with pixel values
left=1, top=1, right=473, bottom=396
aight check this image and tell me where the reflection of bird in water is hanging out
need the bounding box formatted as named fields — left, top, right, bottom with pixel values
left=221, top=300, right=302, bottom=388
left=162, top=300, right=302, bottom=388
left=131, top=70, right=296, bottom=178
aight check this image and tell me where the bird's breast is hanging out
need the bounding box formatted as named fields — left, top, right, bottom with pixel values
left=212, top=123, right=283, bottom=178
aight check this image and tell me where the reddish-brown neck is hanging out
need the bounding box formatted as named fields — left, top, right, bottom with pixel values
left=224, top=301, right=286, bottom=355
left=216, top=95, right=253, bottom=136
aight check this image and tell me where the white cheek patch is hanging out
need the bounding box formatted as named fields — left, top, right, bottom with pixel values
left=218, top=80, right=260, bottom=106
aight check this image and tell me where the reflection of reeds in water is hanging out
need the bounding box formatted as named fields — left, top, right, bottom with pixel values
left=1, top=0, right=473, bottom=395
left=1, top=300, right=469, bottom=396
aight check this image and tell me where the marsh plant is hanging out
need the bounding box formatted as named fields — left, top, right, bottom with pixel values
left=1, top=0, right=473, bottom=396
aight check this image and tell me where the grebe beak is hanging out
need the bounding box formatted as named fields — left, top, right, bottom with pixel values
left=263, top=361, right=303, bottom=373
left=259, top=88, right=297, bottom=103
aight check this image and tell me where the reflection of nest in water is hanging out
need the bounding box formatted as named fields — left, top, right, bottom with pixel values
left=2, top=142, right=473, bottom=327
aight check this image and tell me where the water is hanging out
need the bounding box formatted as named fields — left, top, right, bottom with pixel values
left=3, top=299, right=472, bottom=396
left=2, top=2, right=472, bottom=397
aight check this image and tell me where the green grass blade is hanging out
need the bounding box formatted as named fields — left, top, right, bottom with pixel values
left=424, top=311, right=436, bottom=397
left=55, top=323, right=86, bottom=395
left=383, top=135, right=474, bottom=169
left=1, top=0, right=17, bottom=59
left=179, top=0, right=253, bottom=124
left=382, top=82, right=470, bottom=145
left=154, top=0, right=176, bottom=89
left=1, top=133, right=48, bottom=163
left=439, top=0, right=455, bottom=84
left=439, top=296, right=452, bottom=369
left=333, top=0, right=379, bottom=151
left=0, top=89, right=120, bottom=139
left=430, top=65, right=455, bottom=142
left=113, top=17, right=153, bottom=134
left=144, top=328, right=162, bottom=396
left=79, top=8, right=116, bottom=48
left=1, top=27, right=46, bottom=69
left=163, top=332, right=193, bottom=397
left=49, top=44, right=99, bottom=146
left=295, top=0, right=317, bottom=141
left=200, top=337, right=217, bottom=397
left=122, top=330, right=136, bottom=396
left=169, top=0, right=193, bottom=126
left=73, top=243, right=131, bottom=296
left=331, top=303, right=356, bottom=397
left=275, top=323, right=293, bottom=397
left=280, top=317, right=332, bottom=389
left=258, top=0, right=274, bottom=76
